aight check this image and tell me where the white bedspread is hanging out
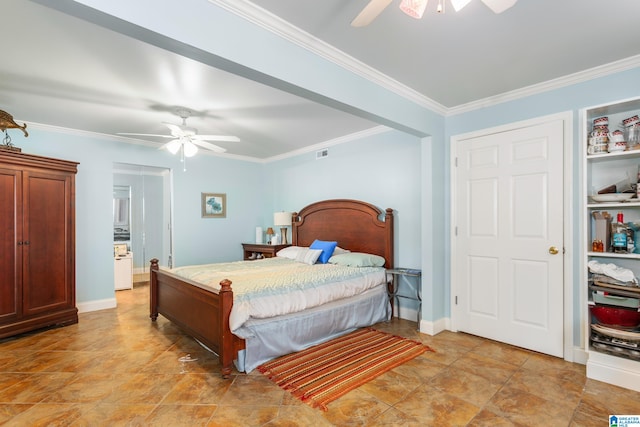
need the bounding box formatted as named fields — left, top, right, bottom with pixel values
left=166, top=257, right=386, bottom=332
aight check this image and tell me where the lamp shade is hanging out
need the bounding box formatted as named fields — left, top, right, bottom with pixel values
left=481, top=0, right=517, bottom=13
left=273, top=212, right=292, bottom=226
left=166, top=139, right=181, bottom=155
left=183, top=140, right=198, bottom=157
left=266, top=227, right=274, bottom=235
left=451, top=0, right=472, bottom=11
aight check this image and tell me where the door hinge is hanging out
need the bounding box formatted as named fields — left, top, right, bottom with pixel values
left=454, top=226, right=458, bottom=236
left=455, top=157, right=458, bottom=167
left=455, top=296, right=458, bottom=305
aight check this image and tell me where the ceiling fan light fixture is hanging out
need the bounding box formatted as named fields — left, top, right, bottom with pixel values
left=399, top=0, right=428, bottom=19
left=451, top=0, right=473, bottom=12
left=166, top=139, right=181, bottom=155
left=183, top=140, right=198, bottom=157
left=480, top=0, right=517, bottom=14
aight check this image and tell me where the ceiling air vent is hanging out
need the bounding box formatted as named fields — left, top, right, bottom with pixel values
left=316, top=149, right=329, bottom=159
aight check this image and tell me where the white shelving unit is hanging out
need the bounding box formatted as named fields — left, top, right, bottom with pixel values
left=582, top=97, right=640, bottom=392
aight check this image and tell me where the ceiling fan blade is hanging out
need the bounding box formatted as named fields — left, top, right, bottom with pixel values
left=191, top=134, right=240, bottom=142
left=163, top=122, right=188, bottom=137
left=117, top=133, right=173, bottom=139
left=481, top=0, right=517, bottom=13
left=351, top=0, right=393, bottom=27
left=191, top=139, right=227, bottom=153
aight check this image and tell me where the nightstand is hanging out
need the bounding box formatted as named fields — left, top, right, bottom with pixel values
left=242, top=243, right=290, bottom=260
left=386, top=268, right=421, bottom=328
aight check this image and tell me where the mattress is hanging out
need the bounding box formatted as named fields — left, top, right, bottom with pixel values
left=165, top=257, right=387, bottom=332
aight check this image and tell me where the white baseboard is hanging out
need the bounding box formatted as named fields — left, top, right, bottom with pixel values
left=77, top=298, right=117, bottom=313
left=393, top=307, right=419, bottom=324
left=419, top=317, right=450, bottom=336
left=587, top=351, right=640, bottom=392
left=573, top=346, right=588, bottom=365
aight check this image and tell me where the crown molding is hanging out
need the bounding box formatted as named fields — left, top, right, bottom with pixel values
left=263, top=125, right=391, bottom=163
left=208, top=0, right=448, bottom=116
left=209, top=0, right=640, bottom=118
left=447, top=55, right=640, bottom=115
left=21, top=120, right=384, bottom=163
left=21, top=121, right=265, bottom=163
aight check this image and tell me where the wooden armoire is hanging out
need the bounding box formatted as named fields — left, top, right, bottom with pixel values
left=0, top=149, right=78, bottom=338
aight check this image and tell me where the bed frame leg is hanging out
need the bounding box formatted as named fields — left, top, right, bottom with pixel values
left=219, top=278, right=234, bottom=378
left=149, top=258, right=159, bottom=322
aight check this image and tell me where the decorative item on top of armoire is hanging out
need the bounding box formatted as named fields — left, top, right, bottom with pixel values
left=0, top=109, right=28, bottom=153
left=0, top=149, right=78, bottom=339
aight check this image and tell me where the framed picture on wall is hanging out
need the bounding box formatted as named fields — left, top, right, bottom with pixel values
left=201, top=193, right=226, bottom=218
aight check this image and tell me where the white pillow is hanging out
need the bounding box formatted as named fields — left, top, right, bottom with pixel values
left=333, top=246, right=351, bottom=255
left=276, top=246, right=305, bottom=259
left=295, top=248, right=323, bottom=265
left=328, top=252, right=386, bottom=267
left=277, top=245, right=348, bottom=263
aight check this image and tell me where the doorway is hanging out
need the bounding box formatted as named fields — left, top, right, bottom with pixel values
left=113, top=163, right=173, bottom=280
left=450, top=113, right=573, bottom=358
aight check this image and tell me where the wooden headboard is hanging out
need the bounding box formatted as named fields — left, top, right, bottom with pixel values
left=291, top=199, right=394, bottom=268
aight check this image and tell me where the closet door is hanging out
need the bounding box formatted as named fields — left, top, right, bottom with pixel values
left=0, top=167, right=21, bottom=322
left=22, top=169, right=74, bottom=315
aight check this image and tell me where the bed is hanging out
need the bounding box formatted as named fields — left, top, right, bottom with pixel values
left=149, top=199, right=394, bottom=378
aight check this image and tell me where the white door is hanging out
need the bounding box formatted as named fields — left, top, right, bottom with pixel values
left=453, top=119, right=565, bottom=357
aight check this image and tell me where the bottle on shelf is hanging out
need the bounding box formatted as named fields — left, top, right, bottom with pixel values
left=611, top=211, right=628, bottom=253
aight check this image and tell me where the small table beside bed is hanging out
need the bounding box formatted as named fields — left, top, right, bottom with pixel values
left=149, top=199, right=394, bottom=378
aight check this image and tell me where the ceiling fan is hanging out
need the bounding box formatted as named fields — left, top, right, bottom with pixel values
left=118, top=108, right=240, bottom=157
left=351, top=0, right=517, bottom=27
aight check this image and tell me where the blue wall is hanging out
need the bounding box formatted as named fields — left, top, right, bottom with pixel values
left=264, top=129, right=423, bottom=269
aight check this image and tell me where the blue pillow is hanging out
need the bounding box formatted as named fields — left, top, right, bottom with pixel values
left=310, top=239, right=338, bottom=264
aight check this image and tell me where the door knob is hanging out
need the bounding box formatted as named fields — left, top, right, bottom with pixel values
left=548, top=246, right=559, bottom=255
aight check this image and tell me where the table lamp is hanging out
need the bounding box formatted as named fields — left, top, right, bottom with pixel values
left=273, top=212, right=292, bottom=245
left=266, top=227, right=275, bottom=244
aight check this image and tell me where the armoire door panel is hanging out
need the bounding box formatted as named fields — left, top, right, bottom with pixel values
left=22, top=172, right=72, bottom=314
left=0, top=168, right=21, bottom=320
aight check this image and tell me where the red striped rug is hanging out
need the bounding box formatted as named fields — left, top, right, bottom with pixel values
left=257, top=328, right=434, bottom=411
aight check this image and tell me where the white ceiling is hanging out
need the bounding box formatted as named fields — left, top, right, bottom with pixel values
left=2, top=0, right=640, bottom=160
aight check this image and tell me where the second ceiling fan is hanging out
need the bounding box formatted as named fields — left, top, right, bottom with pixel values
left=119, top=108, right=240, bottom=157
left=351, top=0, right=518, bottom=27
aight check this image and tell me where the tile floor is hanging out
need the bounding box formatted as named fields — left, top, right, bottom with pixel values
left=1, top=284, right=639, bottom=426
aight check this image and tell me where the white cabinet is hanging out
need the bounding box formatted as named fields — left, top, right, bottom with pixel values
left=582, top=97, right=640, bottom=392
left=114, top=252, right=133, bottom=290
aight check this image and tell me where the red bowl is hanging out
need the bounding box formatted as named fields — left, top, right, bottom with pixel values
left=591, top=305, right=640, bottom=328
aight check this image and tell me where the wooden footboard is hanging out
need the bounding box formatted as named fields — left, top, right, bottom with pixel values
left=149, top=259, right=244, bottom=378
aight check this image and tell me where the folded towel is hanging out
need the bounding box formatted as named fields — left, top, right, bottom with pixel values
left=588, top=260, right=638, bottom=285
